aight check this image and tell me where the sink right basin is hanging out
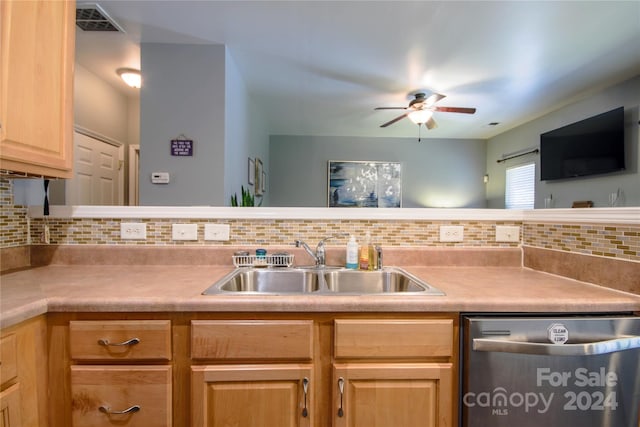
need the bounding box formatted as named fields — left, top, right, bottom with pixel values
left=323, top=267, right=445, bottom=295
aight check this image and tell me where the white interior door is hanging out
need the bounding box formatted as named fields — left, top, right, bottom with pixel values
left=66, top=130, right=123, bottom=205
left=128, top=144, right=140, bottom=206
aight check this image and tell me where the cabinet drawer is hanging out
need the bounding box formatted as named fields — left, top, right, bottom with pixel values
left=70, top=365, right=171, bottom=427
left=191, top=320, right=314, bottom=361
left=0, top=334, right=18, bottom=387
left=334, top=319, right=453, bottom=359
left=69, top=320, right=171, bottom=361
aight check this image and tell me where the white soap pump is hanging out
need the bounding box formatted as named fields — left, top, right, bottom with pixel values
left=346, top=235, right=359, bottom=269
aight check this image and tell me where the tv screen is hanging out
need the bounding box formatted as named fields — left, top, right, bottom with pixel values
left=540, top=107, right=625, bottom=181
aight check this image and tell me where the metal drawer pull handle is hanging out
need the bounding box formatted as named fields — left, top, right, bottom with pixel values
left=97, top=337, right=140, bottom=347
left=337, top=377, right=345, bottom=417
left=302, top=377, right=309, bottom=417
left=99, top=405, right=141, bottom=415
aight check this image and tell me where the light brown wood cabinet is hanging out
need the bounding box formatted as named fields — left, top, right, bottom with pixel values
left=333, top=363, right=453, bottom=427
left=333, top=319, right=455, bottom=427
left=0, top=383, right=22, bottom=427
left=0, top=316, right=48, bottom=427
left=69, top=320, right=172, bottom=361
left=67, top=320, right=172, bottom=427
left=0, top=0, right=75, bottom=178
left=0, top=332, right=21, bottom=427
left=49, top=313, right=458, bottom=427
left=190, top=320, right=315, bottom=427
left=192, top=364, right=313, bottom=427
left=70, top=366, right=171, bottom=427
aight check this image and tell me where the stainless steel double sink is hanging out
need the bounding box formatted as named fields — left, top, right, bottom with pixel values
left=202, top=266, right=445, bottom=295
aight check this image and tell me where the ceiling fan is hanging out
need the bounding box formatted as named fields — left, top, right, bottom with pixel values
left=375, top=92, right=476, bottom=130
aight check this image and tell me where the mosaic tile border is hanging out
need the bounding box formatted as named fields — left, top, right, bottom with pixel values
left=0, top=179, right=28, bottom=248
left=2, top=179, right=639, bottom=262
left=27, top=218, right=522, bottom=248
left=523, top=222, right=640, bottom=262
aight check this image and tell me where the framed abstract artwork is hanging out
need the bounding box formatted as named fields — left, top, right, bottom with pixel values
left=328, top=161, right=401, bottom=207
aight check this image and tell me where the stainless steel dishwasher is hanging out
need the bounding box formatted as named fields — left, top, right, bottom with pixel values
left=461, top=315, right=640, bottom=427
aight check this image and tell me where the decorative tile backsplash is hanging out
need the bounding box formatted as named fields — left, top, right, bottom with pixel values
left=524, top=223, right=639, bottom=261
left=26, top=217, right=522, bottom=247
left=1, top=178, right=639, bottom=262
left=0, top=179, right=28, bottom=248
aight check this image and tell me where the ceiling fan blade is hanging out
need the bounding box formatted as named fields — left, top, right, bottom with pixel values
left=380, top=113, right=409, bottom=127
left=425, top=117, right=437, bottom=130
left=433, top=106, right=476, bottom=114
left=424, top=93, right=446, bottom=107
left=374, top=107, right=407, bottom=110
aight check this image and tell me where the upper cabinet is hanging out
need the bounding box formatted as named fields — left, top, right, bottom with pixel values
left=0, top=0, right=75, bottom=178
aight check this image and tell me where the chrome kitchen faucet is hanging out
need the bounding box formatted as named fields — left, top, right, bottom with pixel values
left=294, top=233, right=349, bottom=267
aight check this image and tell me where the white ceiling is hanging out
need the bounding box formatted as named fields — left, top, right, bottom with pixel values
left=75, top=1, right=640, bottom=139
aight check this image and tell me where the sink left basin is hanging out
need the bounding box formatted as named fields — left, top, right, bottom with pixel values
left=203, top=268, right=321, bottom=294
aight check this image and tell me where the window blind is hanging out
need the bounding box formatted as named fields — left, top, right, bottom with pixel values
left=505, top=163, right=535, bottom=209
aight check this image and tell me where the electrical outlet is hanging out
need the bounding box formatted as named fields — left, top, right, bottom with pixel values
left=204, top=223, right=230, bottom=241
left=439, top=225, right=464, bottom=242
left=172, top=223, right=198, bottom=241
left=496, top=225, right=520, bottom=242
left=120, top=222, right=147, bottom=240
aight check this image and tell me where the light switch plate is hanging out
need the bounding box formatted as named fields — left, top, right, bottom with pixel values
left=496, top=225, right=520, bottom=242
left=439, top=225, right=464, bottom=242
left=204, top=224, right=230, bottom=241
left=172, top=223, right=198, bottom=241
left=120, top=222, right=146, bottom=240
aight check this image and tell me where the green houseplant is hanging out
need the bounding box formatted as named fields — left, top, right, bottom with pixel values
left=231, top=185, right=259, bottom=207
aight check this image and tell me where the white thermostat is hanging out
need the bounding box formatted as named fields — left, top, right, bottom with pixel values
left=151, top=172, right=170, bottom=184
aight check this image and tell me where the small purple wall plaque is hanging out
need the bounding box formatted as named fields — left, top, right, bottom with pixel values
left=170, top=139, right=193, bottom=156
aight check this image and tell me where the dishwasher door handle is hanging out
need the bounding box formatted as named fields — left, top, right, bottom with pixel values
left=473, top=335, right=640, bottom=356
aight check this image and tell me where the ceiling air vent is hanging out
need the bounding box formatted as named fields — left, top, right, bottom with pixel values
left=76, top=3, right=124, bottom=32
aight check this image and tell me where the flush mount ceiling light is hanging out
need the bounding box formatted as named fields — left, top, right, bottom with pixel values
left=117, top=68, right=141, bottom=88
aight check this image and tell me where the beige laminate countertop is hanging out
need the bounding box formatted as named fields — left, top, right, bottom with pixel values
left=1, top=265, right=639, bottom=328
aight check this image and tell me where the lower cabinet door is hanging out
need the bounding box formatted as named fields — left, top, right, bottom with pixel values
left=333, top=363, right=453, bottom=427
left=0, top=383, right=22, bottom=427
left=70, top=365, right=171, bottom=427
left=192, top=364, right=313, bottom=427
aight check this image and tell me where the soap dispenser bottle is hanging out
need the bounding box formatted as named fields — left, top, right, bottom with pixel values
left=346, top=235, right=359, bottom=269
left=359, top=232, right=371, bottom=270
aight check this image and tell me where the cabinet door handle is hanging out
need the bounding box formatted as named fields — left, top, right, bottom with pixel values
left=97, top=337, right=140, bottom=347
left=337, top=377, right=345, bottom=417
left=302, top=377, right=309, bottom=417
left=99, top=405, right=141, bottom=415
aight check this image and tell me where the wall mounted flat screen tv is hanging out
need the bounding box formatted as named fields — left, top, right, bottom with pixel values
left=540, top=106, right=625, bottom=181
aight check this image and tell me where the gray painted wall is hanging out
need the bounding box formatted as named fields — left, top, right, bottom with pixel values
left=224, top=51, right=270, bottom=206
left=139, top=43, right=226, bottom=206
left=486, top=75, right=640, bottom=208
left=269, top=135, right=487, bottom=207
left=74, top=63, right=130, bottom=144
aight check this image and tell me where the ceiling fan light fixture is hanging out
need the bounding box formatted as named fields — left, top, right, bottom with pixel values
left=408, top=109, right=433, bottom=125
left=117, top=68, right=142, bottom=88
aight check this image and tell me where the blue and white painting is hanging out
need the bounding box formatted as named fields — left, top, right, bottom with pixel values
left=328, top=161, right=401, bottom=208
